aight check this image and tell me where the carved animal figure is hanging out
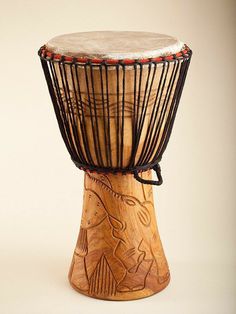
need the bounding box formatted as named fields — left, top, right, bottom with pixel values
left=80, top=173, right=169, bottom=292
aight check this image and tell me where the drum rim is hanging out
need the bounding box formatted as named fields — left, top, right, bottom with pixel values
left=38, top=44, right=191, bottom=65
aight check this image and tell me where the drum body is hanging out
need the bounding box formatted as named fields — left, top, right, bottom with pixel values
left=38, top=32, right=192, bottom=300
left=40, top=48, right=191, bottom=175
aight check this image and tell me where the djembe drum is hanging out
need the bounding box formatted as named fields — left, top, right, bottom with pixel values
left=38, top=31, right=192, bottom=301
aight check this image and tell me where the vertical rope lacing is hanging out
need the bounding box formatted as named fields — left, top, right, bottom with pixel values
left=38, top=47, right=192, bottom=185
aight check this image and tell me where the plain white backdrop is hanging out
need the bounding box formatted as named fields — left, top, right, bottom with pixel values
left=0, top=0, right=235, bottom=313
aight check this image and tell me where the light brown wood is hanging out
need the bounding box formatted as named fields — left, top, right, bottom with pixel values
left=69, top=170, right=170, bottom=300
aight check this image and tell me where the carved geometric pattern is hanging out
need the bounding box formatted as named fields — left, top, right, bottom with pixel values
left=89, top=254, right=117, bottom=297
left=76, top=227, right=88, bottom=256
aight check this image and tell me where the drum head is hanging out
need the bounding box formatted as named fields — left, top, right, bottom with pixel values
left=46, top=31, right=184, bottom=60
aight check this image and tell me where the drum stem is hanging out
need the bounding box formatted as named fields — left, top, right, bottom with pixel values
left=69, top=170, right=170, bottom=300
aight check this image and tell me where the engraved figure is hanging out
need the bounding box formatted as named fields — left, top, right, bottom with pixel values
left=83, top=173, right=169, bottom=292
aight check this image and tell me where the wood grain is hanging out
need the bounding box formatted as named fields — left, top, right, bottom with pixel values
left=69, top=170, right=170, bottom=300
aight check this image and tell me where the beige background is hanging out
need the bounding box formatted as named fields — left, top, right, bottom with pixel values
left=0, top=0, right=235, bottom=313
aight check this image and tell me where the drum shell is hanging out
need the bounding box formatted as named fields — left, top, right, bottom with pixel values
left=51, top=60, right=183, bottom=169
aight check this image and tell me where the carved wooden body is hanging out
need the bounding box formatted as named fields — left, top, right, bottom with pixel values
left=69, top=170, right=170, bottom=300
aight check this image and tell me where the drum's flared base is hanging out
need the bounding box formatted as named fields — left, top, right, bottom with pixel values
left=69, top=276, right=170, bottom=301
left=68, top=171, right=170, bottom=301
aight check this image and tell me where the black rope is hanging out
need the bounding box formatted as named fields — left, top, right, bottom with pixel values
left=38, top=48, right=192, bottom=186
left=134, top=164, right=163, bottom=186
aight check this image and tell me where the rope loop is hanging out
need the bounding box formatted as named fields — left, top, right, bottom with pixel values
left=133, top=164, right=163, bottom=186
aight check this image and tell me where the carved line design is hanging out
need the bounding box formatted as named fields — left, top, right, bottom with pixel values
left=55, top=87, right=170, bottom=118
left=89, top=254, right=117, bottom=296
left=76, top=227, right=88, bottom=256
left=57, top=87, right=164, bottom=110
left=71, top=172, right=170, bottom=297
left=84, top=183, right=126, bottom=242
left=86, top=172, right=152, bottom=227
left=85, top=173, right=159, bottom=292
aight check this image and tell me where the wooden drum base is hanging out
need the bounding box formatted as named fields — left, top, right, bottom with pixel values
left=68, top=170, right=170, bottom=300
